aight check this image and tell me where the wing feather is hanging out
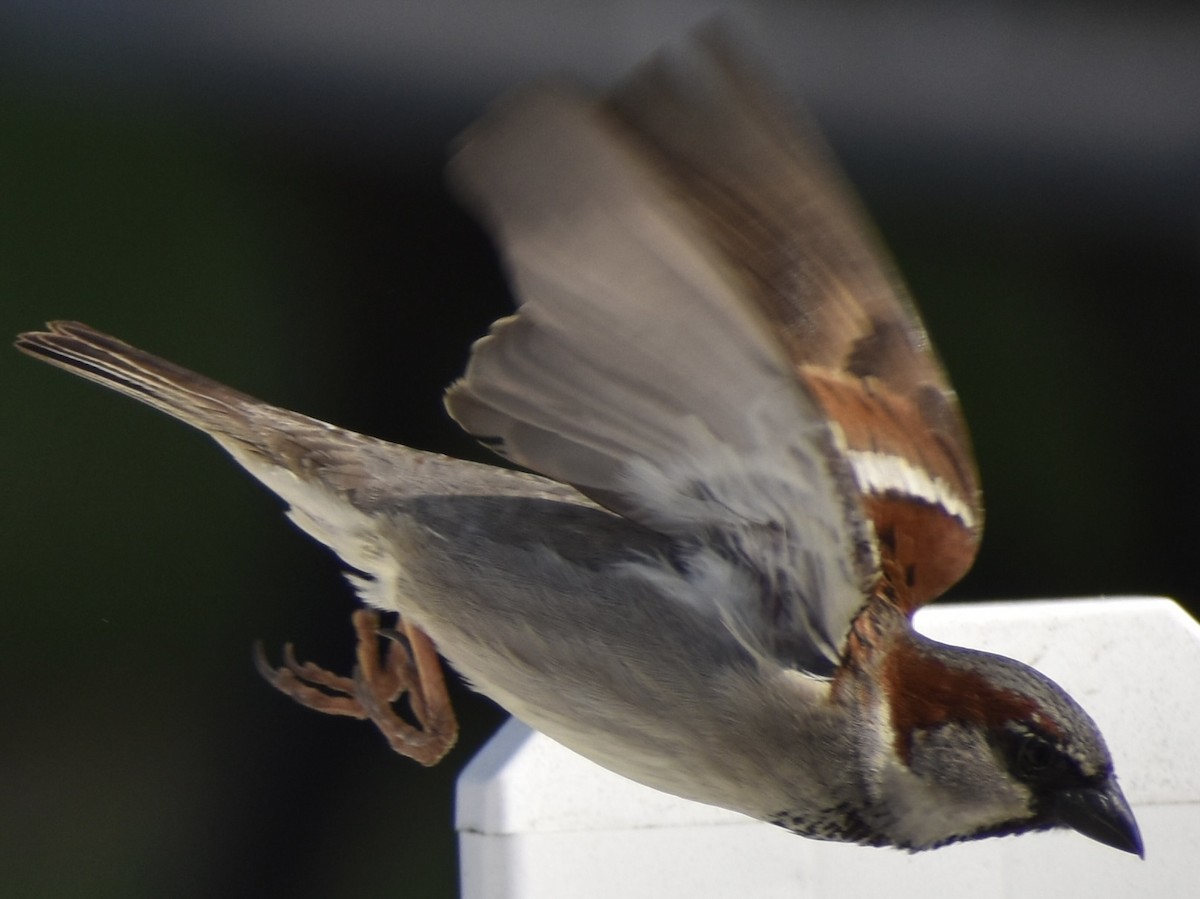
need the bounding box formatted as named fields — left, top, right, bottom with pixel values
left=444, top=32, right=979, bottom=669
left=446, top=74, right=877, bottom=671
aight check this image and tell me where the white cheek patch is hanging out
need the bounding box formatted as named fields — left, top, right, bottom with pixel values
left=845, top=449, right=978, bottom=530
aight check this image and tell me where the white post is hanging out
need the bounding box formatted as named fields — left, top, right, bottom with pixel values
left=457, top=598, right=1198, bottom=898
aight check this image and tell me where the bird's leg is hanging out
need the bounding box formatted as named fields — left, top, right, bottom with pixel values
left=255, top=610, right=459, bottom=766
left=352, top=611, right=459, bottom=765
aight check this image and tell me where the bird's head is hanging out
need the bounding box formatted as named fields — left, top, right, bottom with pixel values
left=865, top=634, right=1142, bottom=856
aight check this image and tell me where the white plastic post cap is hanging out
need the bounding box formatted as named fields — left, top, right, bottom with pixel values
left=457, top=598, right=1199, bottom=898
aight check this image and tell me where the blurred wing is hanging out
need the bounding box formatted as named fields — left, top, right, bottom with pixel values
left=445, top=33, right=980, bottom=671
left=604, top=34, right=983, bottom=611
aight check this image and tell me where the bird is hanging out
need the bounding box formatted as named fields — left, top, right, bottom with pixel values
left=15, top=31, right=1142, bottom=857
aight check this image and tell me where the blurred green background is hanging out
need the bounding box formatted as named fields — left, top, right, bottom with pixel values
left=3, top=3, right=1198, bottom=897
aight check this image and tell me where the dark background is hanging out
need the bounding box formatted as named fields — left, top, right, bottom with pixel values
left=3, top=2, right=1198, bottom=897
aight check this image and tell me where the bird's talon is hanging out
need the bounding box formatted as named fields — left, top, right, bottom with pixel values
left=256, top=611, right=459, bottom=765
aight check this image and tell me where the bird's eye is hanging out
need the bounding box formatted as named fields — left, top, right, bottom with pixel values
left=1016, top=734, right=1056, bottom=777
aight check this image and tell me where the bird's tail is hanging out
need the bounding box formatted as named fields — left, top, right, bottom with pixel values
left=15, top=321, right=402, bottom=563
left=16, top=320, right=272, bottom=437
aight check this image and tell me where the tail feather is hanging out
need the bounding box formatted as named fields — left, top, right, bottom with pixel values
left=16, top=320, right=364, bottom=504
left=15, top=320, right=407, bottom=573
left=15, top=321, right=263, bottom=435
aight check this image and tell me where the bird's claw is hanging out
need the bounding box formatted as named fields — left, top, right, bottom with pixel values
left=255, top=609, right=458, bottom=766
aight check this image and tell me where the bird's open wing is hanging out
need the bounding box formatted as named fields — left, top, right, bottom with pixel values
left=445, top=33, right=981, bottom=672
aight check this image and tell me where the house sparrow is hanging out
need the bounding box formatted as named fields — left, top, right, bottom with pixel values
left=15, top=32, right=1142, bottom=856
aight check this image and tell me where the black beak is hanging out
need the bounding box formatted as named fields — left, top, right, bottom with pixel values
left=1052, top=781, right=1144, bottom=858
